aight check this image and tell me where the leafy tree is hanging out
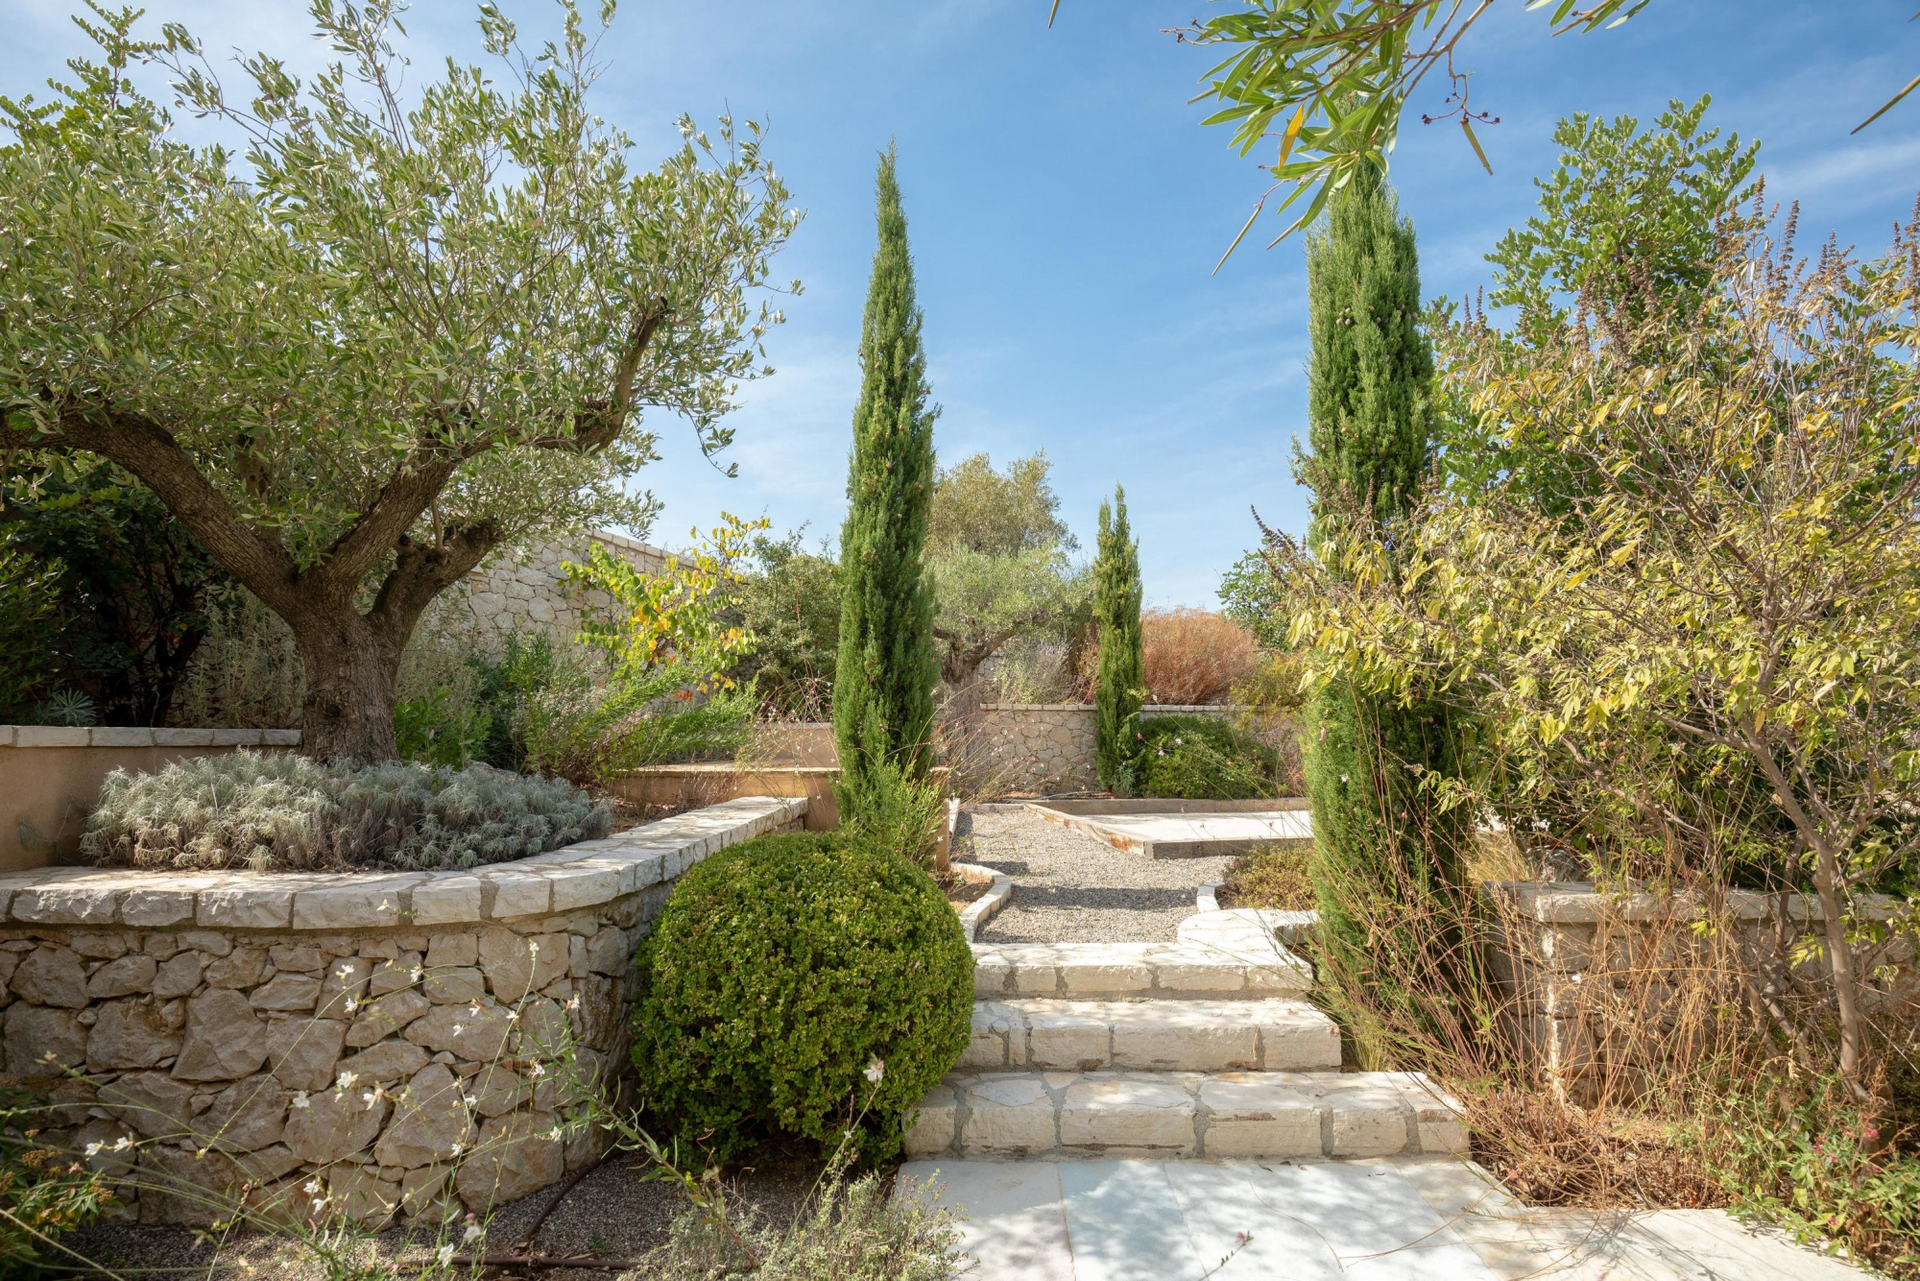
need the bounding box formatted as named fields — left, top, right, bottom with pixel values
left=3, top=454, right=224, bottom=725
left=926, top=450, right=1076, bottom=557
left=0, top=3, right=797, bottom=760
left=1296, top=162, right=1471, bottom=1065
left=1442, top=98, right=1760, bottom=505
left=834, top=146, right=939, bottom=801
left=728, top=529, right=841, bottom=718
left=926, top=451, right=1087, bottom=688
left=1289, top=206, right=1920, bottom=1088
left=1092, top=485, right=1143, bottom=792
left=929, top=545, right=1088, bottom=687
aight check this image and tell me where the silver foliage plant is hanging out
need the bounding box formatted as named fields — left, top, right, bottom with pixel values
left=80, top=750, right=611, bottom=873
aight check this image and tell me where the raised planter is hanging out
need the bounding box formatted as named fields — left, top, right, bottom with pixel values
left=610, top=764, right=841, bottom=830
left=0, top=795, right=805, bottom=1226
left=0, top=726, right=301, bottom=871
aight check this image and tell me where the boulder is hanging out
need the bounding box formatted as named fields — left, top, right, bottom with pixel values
left=152, top=952, right=206, bottom=999
left=335, top=1040, right=428, bottom=1085
left=477, top=928, right=568, bottom=1001
left=101, top=1070, right=196, bottom=1139
left=346, top=989, right=430, bottom=1047
left=5, top=1002, right=88, bottom=1076
left=11, top=945, right=88, bottom=1008
left=193, top=1074, right=292, bottom=1153
left=86, top=954, right=157, bottom=999
left=86, top=998, right=183, bottom=1071
left=264, top=1016, right=347, bottom=1093
left=374, top=1063, right=474, bottom=1169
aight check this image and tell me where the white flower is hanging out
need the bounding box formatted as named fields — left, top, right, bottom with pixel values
left=463, top=1222, right=483, bottom=1243
left=506, top=1008, right=520, bottom=1023
left=344, top=996, right=360, bottom=1013
left=468, top=1003, right=482, bottom=1017
left=565, top=995, right=580, bottom=1011
left=452, top=1023, right=465, bottom=1036
left=436, top=1243, right=455, bottom=1267
left=311, top=1197, right=328, bottom=1213
left=544, top=1125, right=563, bottom=1141
left=410, top=966, right=424, bottom=982
left=336, top=1070, right=359, bottom=1091
left=526, top=940, right=538, bottom=956
left=528, top=1063, right=545, bottom=1079
left=379, top=899, right=393, bottom=912
left=111, top=1136, right=132, bottom=1152
left=336, top=964, right=354, bottom=980
left=450, top=1142, right=464, bottom=1157
left=863, top=1057, right=885, bottom=1085
left=362, top=1091, right=378, bottom=1106
left=84, top=1142, right=103, bottom=1158
left=291, top=1092, right=310, bottom=1109
left=304, top=1180, right=321, bottom=1195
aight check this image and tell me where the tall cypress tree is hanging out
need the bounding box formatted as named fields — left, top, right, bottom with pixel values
left=833, top=145, right=939, bottom=805
left=1299, top=163, right=1470, bottom=1064
left=1092, top=485, right=1143, bottom=793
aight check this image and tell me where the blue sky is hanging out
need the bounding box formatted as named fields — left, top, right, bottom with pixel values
left=10, top=1, right=1920, bottom=605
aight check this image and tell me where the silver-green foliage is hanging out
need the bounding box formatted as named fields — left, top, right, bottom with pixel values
left=81, top=750, right=610, bottom=872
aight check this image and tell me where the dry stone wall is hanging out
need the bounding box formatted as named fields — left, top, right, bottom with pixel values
left=975, top=704, right=1245, bottom=794
left=1485, top=882, right=1920, bottom=1105
left=0, top=796, right=803, bottom=1226
left=456, top=530, right=672, bottom=646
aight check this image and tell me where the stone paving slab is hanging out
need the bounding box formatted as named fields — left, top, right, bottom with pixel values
left=971, top=941, right=1311, bottom=999
left=962, top=997, right=1341, bottom=1073
left=905, top=1069, right=1466, bottom=1160
left=1030, top=804, right=1314, bottom=859
left=898, top=1157, right=1875, bottom=1280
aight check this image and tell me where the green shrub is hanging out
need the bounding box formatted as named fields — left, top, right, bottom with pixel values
left=1133, top=714, right=1284, bottom=799
left=836, top=759, right=947, bottom=872
left=80, top=750, right=610, bottom=872
left=0, top=1089, right=114, bottom=1279
left=631, top=832, right=973, bottom=1164
left=394, top=685, right=491, bottom=768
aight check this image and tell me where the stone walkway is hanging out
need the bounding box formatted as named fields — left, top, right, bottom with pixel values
left=897, top=1156, right=1873, bottom=1280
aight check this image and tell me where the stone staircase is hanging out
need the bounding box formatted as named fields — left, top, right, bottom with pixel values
left=904, top=938, right=1467, bottom=1161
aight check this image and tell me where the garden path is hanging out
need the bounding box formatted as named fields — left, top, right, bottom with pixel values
left=961, top=804, right=1231, bottom=943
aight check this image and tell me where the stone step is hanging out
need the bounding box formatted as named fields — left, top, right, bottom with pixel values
left=971, top=941, right=1310, bottom=1000
left=904, top=1069, right=1466, bottom=1162
left=961, top=997, right=1340, bottom=1073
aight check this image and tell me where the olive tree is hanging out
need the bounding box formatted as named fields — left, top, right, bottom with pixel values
left=0, top=2, right=797, bottom=760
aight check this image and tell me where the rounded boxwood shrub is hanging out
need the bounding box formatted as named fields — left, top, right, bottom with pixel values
left=630, top=831, right=973, bottom=1164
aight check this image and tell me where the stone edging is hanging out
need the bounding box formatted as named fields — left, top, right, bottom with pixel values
left=0, top=726, right=301, bottom=749
left=951, top=863, right=1009, bottom=943
left=1486, top=880, right=1905, bottom=925
left=0, top=797, right=808, bottom=932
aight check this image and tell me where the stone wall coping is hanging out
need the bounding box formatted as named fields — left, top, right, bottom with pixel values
left=0, top=795, right=805, bottom=929
left=0, top=726, right=301, bottom=749
left=1483, top=880, right=1906, bottom=925
left=588, top=529, right=673, bottom=559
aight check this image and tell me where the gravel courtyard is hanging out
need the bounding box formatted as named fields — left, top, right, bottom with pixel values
left=959, top=804, right=1231, bottom=943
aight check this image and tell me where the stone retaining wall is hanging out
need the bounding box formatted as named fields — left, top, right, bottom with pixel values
left=0, top=727, right=303, bottom=872
left=0, top=796, right=804, bottom=1226
left=1484, top=882, right=1920, bottom=1105
left=974, top=704, right=1248, bottom=794
left=457, top=530, right=673, bottom=645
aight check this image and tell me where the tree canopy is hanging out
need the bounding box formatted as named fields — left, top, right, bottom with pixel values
left=0, top=2, right=798, bottom=758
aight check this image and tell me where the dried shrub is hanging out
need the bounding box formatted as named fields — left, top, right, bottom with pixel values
left=1139, top=608, right=1258, bottom=705
left=80, top=749, right=610, bottom=872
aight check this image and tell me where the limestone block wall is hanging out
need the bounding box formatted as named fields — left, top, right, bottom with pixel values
left=0, top=727, right=302, bottom=872
left=457, top=530, right=672, bottom=646
left=974, top=704, right=1245, bottom=794
left=0, top=796, right=804, bottom=1226
left=1484, top=882, right=1919, bottom=1105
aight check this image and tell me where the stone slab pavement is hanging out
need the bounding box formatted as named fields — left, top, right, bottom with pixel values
left=897, top=1156, right=1873, bottom=1281
left=1058, top=810, right=1315, bottom=859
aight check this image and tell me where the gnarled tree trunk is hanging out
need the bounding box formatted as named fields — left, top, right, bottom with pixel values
left=291, top=605, right=407, bottom=763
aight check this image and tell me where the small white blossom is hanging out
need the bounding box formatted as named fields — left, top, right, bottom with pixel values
left=84, top=1142, right=103, bottom=1158
left=112, top=1136, right=132, bottom=1152
left=565, top=995, right=580, bottom=1011
left=452, top=1023, right=465, bottom=1036
left=468, top=1003, right=482, bottom=1017
left=506, top=1008, right=519, bottom=1023
left=344, top=996, right=359, bottom=1013
left=336, top=1071, right=359, bottom=1091
left=410, top=965, right=424, bottom=982
left=463, top=1222, right=483, bottom=1243
left=436, top=1244, right=456, bottom=1267
left=335, top=964, right=354, bottom=980
left=526, top=940, right=538, bottom=956
left=450, top=1142, right=464, bottom=1157
left=304, top=1180, right=321, bottom=1195
left=528, top=1063, right=546, bottom=1079
left=863, top=1057, right=885, bottom=1085
left=544, top=1125, right=563, bottom=1141
left=291, top=1092, right=310, bottom=1109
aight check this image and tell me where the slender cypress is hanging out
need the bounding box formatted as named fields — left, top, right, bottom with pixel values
left=1092, top=486, right=1143, bottom=793
left=833, top=145, right=939, bottom=804
left=1298, top=162, right=1470, bottom=1064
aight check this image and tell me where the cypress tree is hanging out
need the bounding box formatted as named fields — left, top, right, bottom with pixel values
left=1298, top=162, right=1471, bottom=1064
left=1092, top=485, right=1143, bottom=793
left=833, top=145, right=939, bottom=805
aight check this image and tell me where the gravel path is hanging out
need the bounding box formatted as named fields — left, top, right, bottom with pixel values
left=959, top=805, right=1229, bottom=944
